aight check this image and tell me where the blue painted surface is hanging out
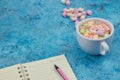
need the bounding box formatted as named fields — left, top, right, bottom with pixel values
left=0, top=0, right=120, bottom=80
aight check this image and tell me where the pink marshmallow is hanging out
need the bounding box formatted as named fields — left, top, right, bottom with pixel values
left=72, top=16, right=77, bottom=21
left=88, top=35, right=93, bottom=39
left=74, top=13, right=78, bottom=18
left=63, top=8, right=68, bottom=12
left=62, top=12, right=67, bottom=17
left=66, top=0, right=70, bottom=6
left=102, top=23, right=110, bottom=31
left=87, top=10, right=92, bottom=16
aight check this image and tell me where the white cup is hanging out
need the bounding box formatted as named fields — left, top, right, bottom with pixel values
left=76, top=18, right=114, bottom=55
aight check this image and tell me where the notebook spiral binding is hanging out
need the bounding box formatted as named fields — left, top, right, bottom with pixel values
left=17, top=65, right=30, bottom=80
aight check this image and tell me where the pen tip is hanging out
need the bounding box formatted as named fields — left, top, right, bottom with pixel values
left=54, top=64, right=59, bottom=69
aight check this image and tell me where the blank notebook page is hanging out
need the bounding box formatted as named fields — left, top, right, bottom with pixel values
left=23, top=55, right=77, bottom=80
left=0, top=64, right=21, bottom=80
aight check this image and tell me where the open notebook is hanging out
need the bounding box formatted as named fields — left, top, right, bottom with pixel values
left=0, top=55, right=77, bottom=80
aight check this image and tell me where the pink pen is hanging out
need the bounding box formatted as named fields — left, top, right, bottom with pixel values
left=54, top=64, right=69, bottom=80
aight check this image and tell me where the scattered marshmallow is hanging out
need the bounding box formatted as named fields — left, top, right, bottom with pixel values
left=66, top=0, right=70, bottom=6
left=87, top=10, right=92, bottom=15
left=61, top=0, right=66, bottom=4
left=61, top=0, right=70, bottom=6
left=62, top=7, right=93, bottom=25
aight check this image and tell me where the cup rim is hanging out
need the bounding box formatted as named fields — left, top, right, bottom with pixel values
left=76, top=18, right=114, bottom=41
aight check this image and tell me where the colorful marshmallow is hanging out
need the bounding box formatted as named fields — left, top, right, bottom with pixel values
left=61, top=0, right=66, bottom=4
left=66, top=0, right=70, bottom=6
left=61, top=0, right=70, bottom=6
left=62, top=7, right=93, bottom=25
left=87, top=10, right=92, bottom=15
left=79, top=20, right=111, bottom=39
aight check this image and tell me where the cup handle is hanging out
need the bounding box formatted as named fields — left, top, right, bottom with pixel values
left=100, top=41, right=110, bottom=55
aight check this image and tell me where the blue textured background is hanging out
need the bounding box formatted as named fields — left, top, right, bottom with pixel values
left=0, top=0, right=120, bottom=80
